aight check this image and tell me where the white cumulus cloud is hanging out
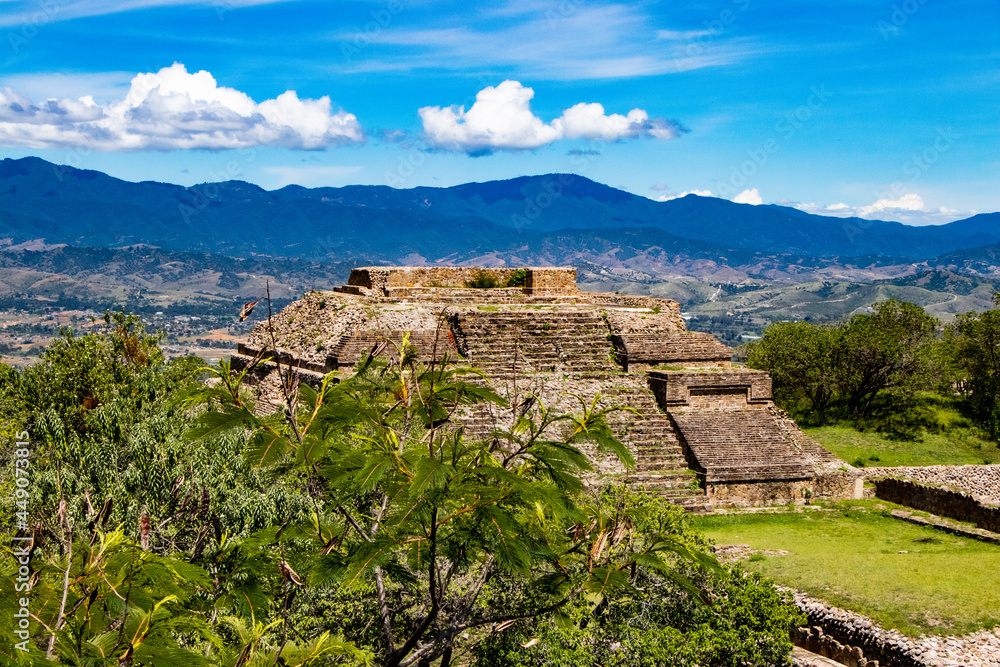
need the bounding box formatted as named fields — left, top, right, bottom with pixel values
left=793, top=193, right=964, bottom=225
left=419, top=80, right=685, bottom=154
left=0, top=63, right=363, bottom=151
left=857, top=193, right=925, bottom=216
left=732, top=188, right=763, bottom=205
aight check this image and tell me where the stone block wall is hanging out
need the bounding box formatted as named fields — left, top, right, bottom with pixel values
left=525, top=267, right=578, bottom=294
left=875, top=478, right=1000, bottom=533
left=347, top=266, right=578, bottom=295
left=648, top=369, right=772, bottom=408
left=709, top=471, right=860, bottom=507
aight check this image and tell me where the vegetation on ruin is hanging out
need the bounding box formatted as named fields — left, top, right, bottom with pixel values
left=0, top=313, right=803, bottom=666
left=466, top=270, right=499, bottom=289
left=695, top=503, right=1000, bottom=637
left=505, top=269, right=528, bottom=288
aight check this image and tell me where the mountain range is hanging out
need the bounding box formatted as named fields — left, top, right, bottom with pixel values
left=2, top=156, right=1000, bottom=332
left=2, top=156, right=999, bottom=275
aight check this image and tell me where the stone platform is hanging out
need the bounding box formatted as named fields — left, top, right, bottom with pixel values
left=230, top=266, right=860, bottom=511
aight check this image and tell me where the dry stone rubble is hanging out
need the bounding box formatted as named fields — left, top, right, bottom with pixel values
left=792, top=592, right=1000, bottom=667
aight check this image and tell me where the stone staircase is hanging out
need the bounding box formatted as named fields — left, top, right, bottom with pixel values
left=670, top=409, right=814, bottom=483
left=456, top=309, right=618, bottom=378
left=602, top=386, right=712, bottom=513
left=328, top=329, right=455, bottom=370
left=448, top=309, right=712, bottom=512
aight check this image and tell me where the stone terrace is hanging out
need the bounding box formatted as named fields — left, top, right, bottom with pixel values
left=232, top=266, right=857, bottom=511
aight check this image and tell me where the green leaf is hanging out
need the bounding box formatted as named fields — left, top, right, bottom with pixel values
left=583, top=566, right=632, bottom=596
left=246, top=430, right=292, bottom=466
left=342, top=537, right=398, bottom=585
left=408, top=457, right=454, bottom=498
left=186, top=407, right=258, bottom=440
left=477, top=506, right=531, bottom=572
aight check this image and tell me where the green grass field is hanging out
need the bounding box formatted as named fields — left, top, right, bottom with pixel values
left=804, top=425, right=998, bottom=467
left=694, top=504, right=1000, bottom=637
left=802, top=393, right=999, bottom=467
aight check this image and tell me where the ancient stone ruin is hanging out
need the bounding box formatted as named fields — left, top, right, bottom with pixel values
left=232, top=266, right=861, bottom=512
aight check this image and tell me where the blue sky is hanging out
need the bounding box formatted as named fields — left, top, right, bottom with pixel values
left=0, top=0, right=997, bottom=224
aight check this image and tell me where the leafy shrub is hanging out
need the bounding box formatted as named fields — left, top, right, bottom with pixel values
left=466, top=270, right=499, bottom=288
left=505, top=269, right=528, bottom=288
left=476, top=564, right=802, bottom=667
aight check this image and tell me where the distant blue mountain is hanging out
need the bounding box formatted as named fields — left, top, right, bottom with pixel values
left=0, top=156, right=997, bottom=263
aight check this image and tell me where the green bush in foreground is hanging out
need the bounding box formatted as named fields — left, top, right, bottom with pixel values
left=1, top=314, right=804, bottom=666
left=476, top=566, right=802, bottom=667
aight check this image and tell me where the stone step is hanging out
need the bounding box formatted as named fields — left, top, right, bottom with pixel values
left=626, top=470, right=696, bottom=483
left=635, top=454, right=687, bottom=465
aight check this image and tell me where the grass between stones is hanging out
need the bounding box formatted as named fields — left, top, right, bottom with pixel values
left=693, top=502, right=1000, bottom=637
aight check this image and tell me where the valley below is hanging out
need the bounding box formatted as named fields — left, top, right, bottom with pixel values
left=1, top=157, right=999, bottom=359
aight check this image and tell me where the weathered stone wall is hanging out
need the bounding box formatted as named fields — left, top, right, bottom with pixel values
left=648, top=369, right=772, bottom=408
left=347, top=266, right=577, bottom=295
left=709, top=471, right=859, bottom=507
left=525, top=267, right=577, bottom=294
left=875, top=478, right=1000, bottom=533
left=865, top=465, right=1000, bottom=504
left=792, top=591, right=1000, bottom=667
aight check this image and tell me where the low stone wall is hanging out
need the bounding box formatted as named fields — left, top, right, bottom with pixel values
left=874, top=478, right=1000, bottom=533
left=709, top=470, right=859, bottom=507
left=793, top=626, right=878, bottom=667
left=647, top=369, right=772, bottom=408
left=793, top=593, right=922, bottom=667
left=865, top=465, right=1000, bottom=504
left=347, top=266, right=578, bottom=295
left=792, top=591, right=1000, bottom=667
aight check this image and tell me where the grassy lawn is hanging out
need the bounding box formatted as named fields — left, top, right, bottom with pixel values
left=694, top=504, right=1000, bottom=636
left=805, top=425, right=998, bottom=467
left=800, top=394, right=999, bottom=467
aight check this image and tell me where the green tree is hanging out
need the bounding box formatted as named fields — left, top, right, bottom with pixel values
left=477, top=566, right=803, bottom=667
left=474, top=490, right=804, bottom=667
left=950, top=297, right=1000, bottom=439
left=836, top=300, right=938, bottom=416
left=187, top=333, right=720, bottom=667
left=0, top=315, right=365, bottom=665
left=746, top=321, right=839, bottom=417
